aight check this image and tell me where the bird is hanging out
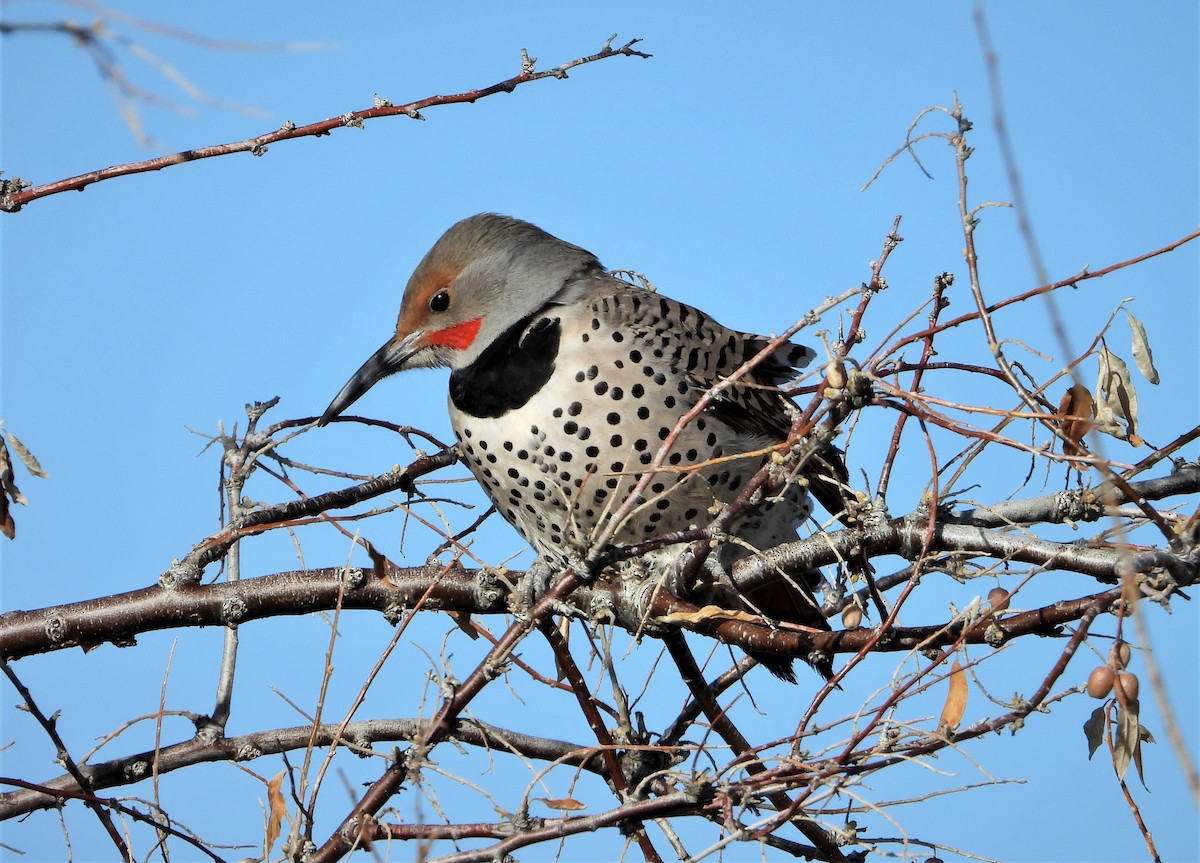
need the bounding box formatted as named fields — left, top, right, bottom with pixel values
left=319, top=214, right=843, bottom=681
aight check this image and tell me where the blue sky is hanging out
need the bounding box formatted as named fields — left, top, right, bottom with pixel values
left=1, top=2, right=1197, bottom=861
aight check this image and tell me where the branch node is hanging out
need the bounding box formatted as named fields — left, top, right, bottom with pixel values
left=0, top=174, right=32, bottom=213
left=1053, top=489, right=1104, bottom=523
left=520, top=47, right=537, bottom=74
left=220, top=595, right=248, bottom=626
left=983, top=621, right=1008, bottom=647
left=339, top=566, right=368, bottom=590
left=43, top=615, right=67, bottom=644
left=382, top=598, right=407, bottom=625
left=160, top=559, right=202, bottom=588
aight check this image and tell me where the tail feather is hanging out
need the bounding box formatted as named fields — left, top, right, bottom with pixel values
left=742, top=568, right=833, bottom=683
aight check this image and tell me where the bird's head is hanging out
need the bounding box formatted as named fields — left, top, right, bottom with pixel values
left=318, top=213, right=602, bottom=426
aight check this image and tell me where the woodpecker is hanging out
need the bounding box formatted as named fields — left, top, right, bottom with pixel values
left=320, top=214, right=841, bottom=680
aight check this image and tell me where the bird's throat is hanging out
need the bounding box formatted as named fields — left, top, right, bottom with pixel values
left=449, top=314, right=561, bottom=418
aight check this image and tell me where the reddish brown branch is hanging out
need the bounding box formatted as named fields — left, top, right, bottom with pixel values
left=365, top=791, right=704, bottom=863
left=662, top=632, right=845, bottom=861
left=0, top=777, right=224, bottom=860
left=0, top=716, right=601, bottom=820
left=1102, top=704, right=1163, bottom=862
left=1, top=36, right=650, bottom=212
left=887, top=227, right=1200, bottom=355
left=0, top=661, right=130, bottom=858
left=878, top=273, right=951, bottom=498
left=3, top=461, right=1195, bottom=664
left=538, top=621, right=664, bottom=863
left=310, top=570, right=588, bottom=862
left=176, top=449, right=458, bottom=579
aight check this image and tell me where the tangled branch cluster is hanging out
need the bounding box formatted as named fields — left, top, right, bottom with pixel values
left=0, top=35, right=1196, bottom=863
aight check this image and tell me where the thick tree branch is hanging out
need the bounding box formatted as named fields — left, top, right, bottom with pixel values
left=0, top=716, right=600, bottom=820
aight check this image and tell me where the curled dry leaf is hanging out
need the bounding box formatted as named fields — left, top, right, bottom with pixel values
left=0, top=429, right=48, bottom=540
left=535, top=797, right=587, bottom=811
left=938, top=659, right=967, bottom=732
left=1124, top=309, right=1160, bottom=385
left=1094, top=345, right=1143, bottom=446
left=1083, top=705, right=1106, bottom=759
left=5, top=431, right=47, bottom=478
left=658, top=605, right=763, bottom=626
left=1113, top=702, right=1140, bottom=781
left=0, top=438, right=19, bottom=540
left=266, top=770, right=287, bottom=853
left=447, top=610, right=480, bottom=640
left=1057, top=383, right=1094, bottom=460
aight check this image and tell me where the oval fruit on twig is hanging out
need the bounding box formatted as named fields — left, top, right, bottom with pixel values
left=1086, top=665, right=1115, bottom=699
left=1116, top=671, right=1140, bottom=706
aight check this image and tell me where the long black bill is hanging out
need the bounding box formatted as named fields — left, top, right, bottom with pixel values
left=317, top=333, right=421, bottom=426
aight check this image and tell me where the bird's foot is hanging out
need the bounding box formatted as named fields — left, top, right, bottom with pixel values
left=509, top=556, right=560, bottom=617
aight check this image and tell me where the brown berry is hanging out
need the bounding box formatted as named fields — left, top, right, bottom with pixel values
left=841, top=605, right=863, bottom=630
left=1116, top=671, right=1140, bottom=705
left=1086, top=665, right=1115, bottom=699
left=987, top=587, right=1010, bottom=612
left=1110, top=640, right=1132, bottom=670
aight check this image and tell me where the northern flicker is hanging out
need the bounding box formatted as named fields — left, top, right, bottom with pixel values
left=319, top=214, right=841, bottom=681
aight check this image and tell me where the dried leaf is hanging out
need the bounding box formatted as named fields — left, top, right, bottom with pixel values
left=0, top=437, right=14, bottom=500
left=1113, top=702, right=1139, bottom=780
left=266, top=770, right=287, bottom=853
left=0, top=440, right=17, bottom=539
left=1083, top=706, right=1106, bottom=759
left=1124, top=310, right=1160, bottom=385
left=1129, top=719, right=1156, bottom=791
left=446, top=610, right=479, bottom=639
left=938, top=660, right=967, bottom=732
left=1057, top=384, right=1094, bottom=459
left=1094, top=345, right=1141, bottom=445
left=535, top=797, right=587, bottom=812
left=2, top=478, right=25, bottom=507
left=1133, top=732, right=1149, bottom=790
left=5, top=431, right=47, bottom=478
left=658, top=605, right=762, bottom=625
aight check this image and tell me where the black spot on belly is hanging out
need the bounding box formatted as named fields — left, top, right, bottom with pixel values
left=449, top=314, right=560, bottom=417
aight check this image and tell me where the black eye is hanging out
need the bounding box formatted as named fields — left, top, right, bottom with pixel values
left=429, top=290, right=451, bottom=313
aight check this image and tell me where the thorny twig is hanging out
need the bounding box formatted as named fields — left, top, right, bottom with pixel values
left=0, top=35, right=650, bottom=211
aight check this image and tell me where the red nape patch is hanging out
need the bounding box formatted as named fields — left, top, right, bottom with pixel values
left=427, top=317, right=483, bottom=350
